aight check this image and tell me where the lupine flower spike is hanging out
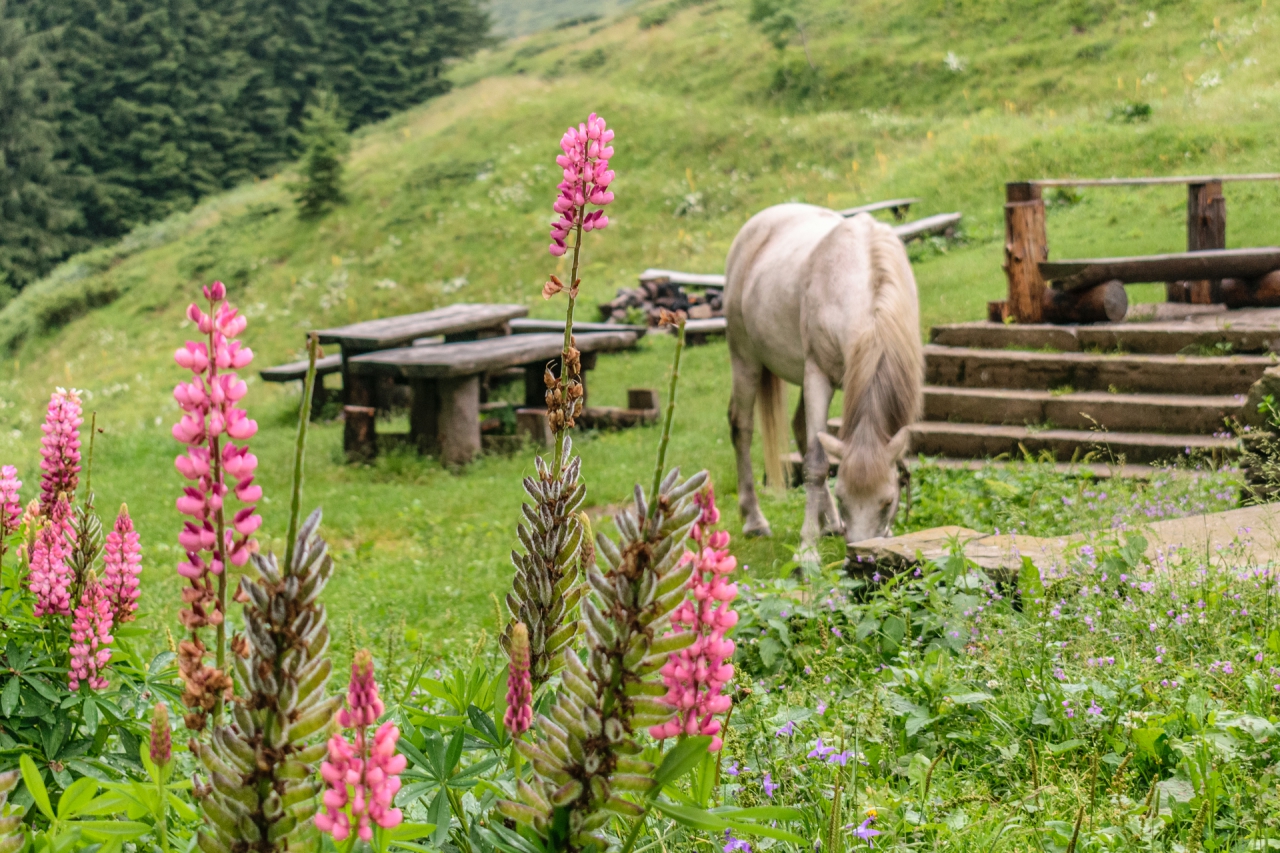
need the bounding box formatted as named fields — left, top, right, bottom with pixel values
left=0, top=467, right=21, bottom=568
left=38, top=388, right=82, bottom=514
left=171, top=280, right=258, bottom=728
left=504, top=622, right=533, bottom=737
left=651, top=482, right=739, bottom=751
left=547, top=112, right=614, bottom=258
left=316, top=649, right=406, bottom=843
left=69, top=572, right=113, bottom=691
left=149, top=702, right=171, bottom=767
left=102, top=505, right=142, bottom=624
left=29, top=498, right=74, bottom=617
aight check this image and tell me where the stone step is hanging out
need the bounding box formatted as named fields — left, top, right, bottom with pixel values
left=908, top=421, right=1237, bottom=464
left=784, top=450, right=1162, bottom=486
left=924, top=345, right=1273, bottom=395
left=920, top=386, right=1243, bottom=434
left=930, top=314, right=1280, bottom=355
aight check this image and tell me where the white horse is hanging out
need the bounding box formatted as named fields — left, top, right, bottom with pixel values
left=724, top=204, right=923, bottom=557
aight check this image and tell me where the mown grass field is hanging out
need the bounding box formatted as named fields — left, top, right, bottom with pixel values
left=0, top=0, right=1273, bottom=657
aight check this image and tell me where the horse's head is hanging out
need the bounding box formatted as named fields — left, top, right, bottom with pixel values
left=817, top=427, right=910, bottom=544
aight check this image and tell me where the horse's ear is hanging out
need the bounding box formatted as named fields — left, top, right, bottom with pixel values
left=816, top=432, right=846, bottom=459
left=887, top=426, right=912, bottom=459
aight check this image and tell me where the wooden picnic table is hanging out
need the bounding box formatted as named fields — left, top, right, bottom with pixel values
left=344, top=330, right=640, bottom=465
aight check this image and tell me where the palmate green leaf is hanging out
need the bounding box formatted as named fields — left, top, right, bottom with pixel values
left=396, top=736, right=436, bottom=779
left=466, top=704, right=501, bottom=747
left=428, top=789, right=450, bottom=846
left=56, top=776, right=98, bottom=819
left=77, top=819, right=151, bottom=841
left=1, top=678, right=17, bottom=717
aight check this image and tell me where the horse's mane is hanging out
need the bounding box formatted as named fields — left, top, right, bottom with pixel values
left=837, top=215, right=923, bottom=487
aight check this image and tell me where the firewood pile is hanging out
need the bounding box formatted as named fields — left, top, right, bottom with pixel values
left=598, top=271, right=724, bottom=325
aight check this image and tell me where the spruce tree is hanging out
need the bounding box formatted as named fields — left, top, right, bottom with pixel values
left=291, top=91, right=348, bottom=219
left=0, top=0, right=85, bottom=295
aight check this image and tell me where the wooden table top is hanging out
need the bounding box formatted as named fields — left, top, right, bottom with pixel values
left=315, top=303, right=529, bottom=350
left=347, top=331, right=640, bottom=379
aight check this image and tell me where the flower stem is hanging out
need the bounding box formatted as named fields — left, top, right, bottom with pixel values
left=648, top=316, right=687, bottom=520
left=284, top=334, right=320, bottom=574
left=619, top=802, right=653, bottom=853
left=208, top=293, right=229, bottom=728
left=552, top=217, right=584, bottom=479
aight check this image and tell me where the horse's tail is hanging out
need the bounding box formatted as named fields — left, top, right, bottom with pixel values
left=758, top=366, right=787, bottom=489
left=840, top=217, right=923, bottom=475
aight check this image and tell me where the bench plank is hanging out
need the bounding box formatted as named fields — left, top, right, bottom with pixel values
left=260, top=353, right=344, bottom=382
left=315, top=303, right=529, bottom=349
left=510, top=318, right=648, bottom=337
left=893, top=213, right=961, bottom=241
left=837, top=197, right=921, bottom=217
left=348, top=331, right=639, bottom=379
left=1032, top=173, right=1280, bottom=188
left=638, top=268, right=725, bottom=288
left=1042, top=248, right=1280, bottom=291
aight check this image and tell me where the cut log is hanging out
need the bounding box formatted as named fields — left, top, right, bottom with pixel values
left=628, top=388, right=661, bottom=410
left=343, top=406, right=377, bottom=462
left=1041, top=279, right=1127, bottom=324
left=1217, top=271, right=1280, bottom=308
left=1003, top=183, right=1047, bottom=323
left=1042, top=248, right=1280, bottom=291
left=515, top=408, right=553, bottom=448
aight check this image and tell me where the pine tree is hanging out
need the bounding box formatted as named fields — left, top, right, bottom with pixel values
left=291, top=91, right=349, bottom=220
left=325, top=0, right=490, bottom=128
left=0, top=0, right=85, bottom=296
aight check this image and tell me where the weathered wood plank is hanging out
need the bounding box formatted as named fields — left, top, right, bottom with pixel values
left=1032, top=173, right=1280, bottom=187
left=837, top=197, right=920, bottom=218
left=315, top=303, right=528, bottom=349
left=509, top=318, right=648, bottom=337
left=1043, top=248, right=1280, bottom=291
left=637, top=268, right=726, bottom=288
left=347, top=331, right=639, bottom=379
left=893, top=212, right=961, bottom=241
left=260, top=353, right=344, bottom=382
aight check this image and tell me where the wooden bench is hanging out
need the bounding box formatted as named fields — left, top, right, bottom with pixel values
left=837, top=197, right=920, bottom=220
left=1000, top=173, right=1280, bottom=323
left=344, top=330, right=640, bottom=465
left=1042, top=248, right=1280, bottom=291
left=509, top=318, right=648, bottom=337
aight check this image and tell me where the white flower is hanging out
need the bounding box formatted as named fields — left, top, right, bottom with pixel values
left=944, top=51, right=967, bottom=72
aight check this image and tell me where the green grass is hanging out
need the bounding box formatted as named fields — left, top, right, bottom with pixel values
left=0, top=0, right=1272, bottom=657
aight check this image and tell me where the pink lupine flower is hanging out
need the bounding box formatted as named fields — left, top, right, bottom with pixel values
left=547, top=113, right=615, bottom=257
left=650, top=483, right=739, bottom=751
left=503, top=622, right=533, bottom=736
left=38, top=388, right=82, bottom=514
left=171, top=281, right=260, bottom=633
left=102, top=504, right=142, bottom=624
left=69, top=575, right=113, bottom=691
left=29, top=498, right=74, bottom=617
left=0, top=466, right=22, bottom=549
left=316, top=651, right=406, bottom=843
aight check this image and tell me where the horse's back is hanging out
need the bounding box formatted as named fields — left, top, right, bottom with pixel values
left=725, top=204, right=844, bottom=381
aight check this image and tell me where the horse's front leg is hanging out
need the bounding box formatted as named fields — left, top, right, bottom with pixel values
left=798, top=366, right=837, bottom=561
left=729, top=357, right=771, bottom=537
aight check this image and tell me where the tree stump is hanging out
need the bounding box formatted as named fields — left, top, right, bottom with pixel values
left=343, top=405, right=377, bottom=462
left=1042, top=279, right=1128, bottom=324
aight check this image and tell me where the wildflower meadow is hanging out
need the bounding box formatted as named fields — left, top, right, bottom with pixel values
left=0, top=104, right=1272, bottom=853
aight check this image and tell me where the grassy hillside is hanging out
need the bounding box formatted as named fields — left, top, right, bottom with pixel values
left=0, top=0, right=1270, bottom=656
left=485, top=0, right=636, bottom=37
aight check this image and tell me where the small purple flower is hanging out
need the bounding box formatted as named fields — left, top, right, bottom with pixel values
left=808, top=737, right=835, bottom=759
left=762, top=772, right=777, bottom=797
left=831, top=627, right=843, bottom=638
left=1086, top=700, right=1102, bottom=716
left=724, top=761, right=740, bottom=777
left=827, top=750, right=852, bottom=766
left=816, top=701, right=827, bottom=715
left=853, top=816, right=880, bottom=847
left=724, top=830, right=752, bottom=853
left=776, top=721, right=796, bottom=737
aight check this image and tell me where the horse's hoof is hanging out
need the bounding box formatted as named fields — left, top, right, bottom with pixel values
left=796, top=545, right=821, bottom=566
left=743, top=518, right=773, bottom=538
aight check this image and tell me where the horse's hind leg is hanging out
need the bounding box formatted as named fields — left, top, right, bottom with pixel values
left=799, top=363, right=840, bottom=558
left=729, top=354, right=771, bottom=537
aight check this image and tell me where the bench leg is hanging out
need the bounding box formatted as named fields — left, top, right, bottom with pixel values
left=344, top=405, right=378, bottom=462
left=343, top=364, right=375, bottom=455
left=410, top=379, right=440, bottom=454
left=439, top=375, right=481, bottom=467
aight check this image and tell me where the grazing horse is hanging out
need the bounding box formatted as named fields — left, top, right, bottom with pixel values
left=724, top=203, right=923, bottom=557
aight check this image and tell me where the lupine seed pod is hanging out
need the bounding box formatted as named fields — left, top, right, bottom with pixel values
left=0, top=770, right=23, bottom=853
left=192, top=509, right=339, bottom=853
left=502, top=438, right=585, bottom=692
left=498, top=467, right=707, bottom=851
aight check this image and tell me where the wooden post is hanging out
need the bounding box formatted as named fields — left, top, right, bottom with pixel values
left=438, top=375, right=481, bottom=467
left=409, top=379, right=439, bottom=454
left=342, top=355, right=375, bottom=456
left=1184, top=181, right=1226, bottom=304
left=1003, top=182, right=1048, bottom=323
left=524, top=361, right=550, bottom=409
left=628, top=388, right=661, bottom=411
left=343, top=405, right=377, bottom=462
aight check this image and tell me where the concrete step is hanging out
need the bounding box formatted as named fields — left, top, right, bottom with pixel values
left=781, top=450, right=1163, bottom=486
left=908, top=421, right=1237, bottom=464
left=924, top=345, right=1273, bottom=395
left=930, top=313, right=1280, bottom=355
left=920, top=386, right=1243, bottom=434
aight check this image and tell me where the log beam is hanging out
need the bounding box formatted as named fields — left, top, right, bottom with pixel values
left=1003, top=182, right=1048, bottom=323
left=1041, top=279, right=1128, bottom=324
left=1217, top=270, right=1280, bottom=308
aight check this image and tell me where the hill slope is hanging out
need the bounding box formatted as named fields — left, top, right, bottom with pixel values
left=0, top=0, right=1271, bottom=651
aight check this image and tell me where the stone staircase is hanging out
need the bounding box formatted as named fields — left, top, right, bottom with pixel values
left=906, top=310, right=1280, bottom=464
